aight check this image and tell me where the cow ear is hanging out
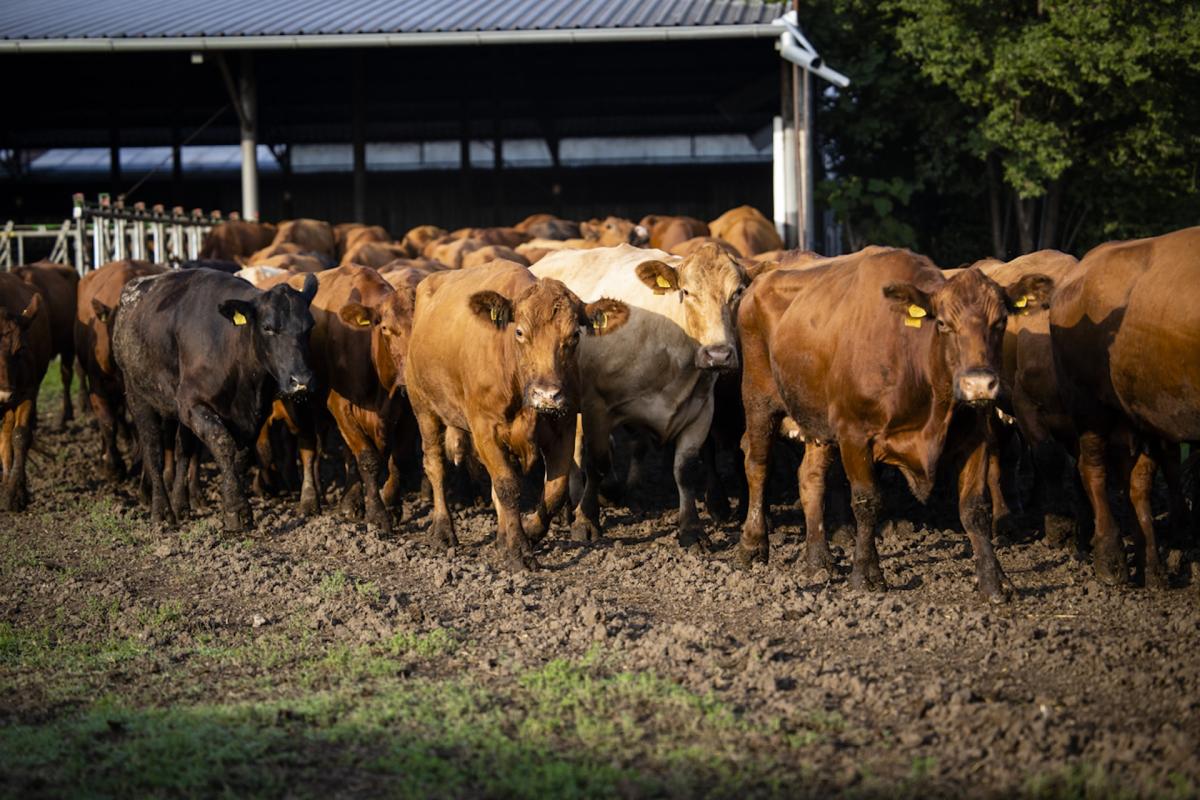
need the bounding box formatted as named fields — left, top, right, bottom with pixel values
left=339, top=302, right=379, bottom=328
left=17, top=294, right=41, bottom=329
left=1004, top=273, right=1054, bottom=314
left=218, top=299, right=256, bottom=327
left=745, top=260, right=778, bottom=281
left=469, top=291, right=513, bottom=330
left=635, top=260, right=679, bottom=294
left=298, top=272, right=318, bottom=304
left=582, top=298, right=630, bottom=337
left=882, top=283, right=933, bottom=323
left=92, top=298, right=114, bottom=324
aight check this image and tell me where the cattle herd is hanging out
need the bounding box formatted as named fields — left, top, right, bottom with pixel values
left=1, top=206, right=1197, bottom=603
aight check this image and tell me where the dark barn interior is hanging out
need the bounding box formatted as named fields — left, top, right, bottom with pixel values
left=3, top=37, right=782, bottom=231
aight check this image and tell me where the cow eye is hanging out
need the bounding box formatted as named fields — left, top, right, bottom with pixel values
left=515, top=327, right=526, bottom=341
left=729, top=287, right=743, bottom=304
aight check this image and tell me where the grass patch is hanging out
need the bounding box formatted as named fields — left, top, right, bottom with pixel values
left=0, top=654, right=804, bottom=799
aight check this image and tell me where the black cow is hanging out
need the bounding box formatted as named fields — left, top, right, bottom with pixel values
left=178, top=259, right=242, bottom=273
left=112, top=269, right=317, bottom=531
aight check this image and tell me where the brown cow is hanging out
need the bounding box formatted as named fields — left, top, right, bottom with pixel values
left=334, top=223, right=391, bottom=259
left=0, top=273, right=51, bottom=511
left=272, top=219, right=337, bottom=261
left=13, top=262, right=80, bottom=428
left=251, top=253, right=326, bottom=273
left=200, top=220, right=277, bottom=261
left=514, top=214, right=581, bottom=240
left=580, top=217, right=649, bottom=247
left=424, top=236, right=485, bottom=269
left=969, top=251, right=1083, bottom=546
left=668, top=236, right=741, bottom=259
left=639, top=215, right=710, bottom=251
left=378, top=258, right=447, bottom=274
left=448, top=227, right=531, bottom=249
left=709, top=206, right=784, bottom=257
left=405, top=262, right=629, bottom=568
left=400, top=225, right=447, bottom=258
left=340, top=240, right=411, bottom=268
left=1050, top=227, right=1200, bottom=588
left=737, top=247, right=1052, bottom=602
left=461, top=245, right=530, bottom=269
left=75, top=260, right=167, bottom=479
left=284, top=265, right=419, bottom=533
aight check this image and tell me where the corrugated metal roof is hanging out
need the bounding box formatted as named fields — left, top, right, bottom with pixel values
left=0, top=0, right=784, bottom=41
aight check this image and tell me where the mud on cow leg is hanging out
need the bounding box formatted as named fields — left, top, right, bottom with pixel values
left=128, top=396, right=175, bottom=527
left=185, top=402, right=251, bottom=533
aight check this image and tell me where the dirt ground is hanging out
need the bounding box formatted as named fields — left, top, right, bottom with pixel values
left=1, top=392, right=1198, bottom=798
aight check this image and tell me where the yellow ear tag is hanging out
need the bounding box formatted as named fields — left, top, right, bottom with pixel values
left=490, top=307, right=499, bottom=322
left=907, top=305, right=926, bottom=318
left=904, top=316, right=922, bottom=329
left=593, top=311, right=607, bottom=330
left=232, top=311, right=247, bottom=326
left=1014, top=295, right=1029, bottom=309
left=356, top=316, right=372, bottom=327
left=655, top=275, right=672, bottom=289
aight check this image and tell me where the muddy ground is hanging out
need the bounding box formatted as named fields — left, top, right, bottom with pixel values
left=1, top=393, right=1198, bottom=798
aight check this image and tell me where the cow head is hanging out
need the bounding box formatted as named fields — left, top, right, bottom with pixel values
left=580, top=216, right=650, bottom=247
left=219, top=273, right=318, bottom=398
left=339, top=283, right=417, bottom=393
left=0, top=294, right=42, bottom=405
left=469, top=279, right=630, bottom=416
left=883, top=268, right=1054, bottom=405
left=635, top=243, right=746, bottom=371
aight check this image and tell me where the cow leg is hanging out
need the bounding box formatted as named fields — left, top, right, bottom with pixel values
left=523, top=417, right=576, bottom=545
left=91, top=391, right=125, bottom=480
left=957, top=437, right=1014, bottom=602
left=471, top=418, right=535, bottom=570
left=3, top=400, right=35, bottom=511
left=1031, top=440, right=1075, bottom=548
left=58, top=357, right=74, bottom=429
left=799, top=442, right=836, bottom=574
left=987, top=444, right=1017, bottom=544
left=251, top=418, right=276, bottom=497
left=354, top=444, right=391, bottom=536
left=0, top=410, right=12, bottom=485
left=1078, top=431, right=1128, bottom=585
left=171, top=425, right=201, bottom=518
left=415, top=410, right=457, bottom=551
left=618, top=432, right=649, bottom=508
left=1127, top=448, right=1167, bottom=590
left=571, top=411, right=612, bottom=543
left=840, top=438, right=886, bottom=592
left=1157, top=442, right=1193, bottom=547
left=737, top=406, right=778, bottom=567
left=701, top=434, right=732, bottom=523
left=74, top=360, right=88, bottom=418
left=673, top=408, right=713, bottom=550
left=184, top=403, right=251, bottom=533
left=128, top=395, right=175, bottom=526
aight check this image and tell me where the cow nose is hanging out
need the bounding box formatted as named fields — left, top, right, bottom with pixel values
left=285, top=374, right=313, bottom=396
left=528, top=384, right=567, bottom=413
left=695, top=344, right=738, bottom=371
left=957, top=369, right=999, bottom=403
left=0, top=390, right=11, bottom=404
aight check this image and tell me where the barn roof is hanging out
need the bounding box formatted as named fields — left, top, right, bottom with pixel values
left=0, top=0, right=786, bottom=51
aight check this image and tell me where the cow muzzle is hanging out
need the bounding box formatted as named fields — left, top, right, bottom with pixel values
left=695, top=344, right=738, bottom=371
left=281, top=374, right=314, bottom=398
left=0, top=389, right=12, bottom=404
left=956, top=368, right=1000, bottom=405
left=527, top=383, right=568, bottom=416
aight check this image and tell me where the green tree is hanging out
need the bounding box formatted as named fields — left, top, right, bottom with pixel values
left=889, top=0, right=1200, bottom=254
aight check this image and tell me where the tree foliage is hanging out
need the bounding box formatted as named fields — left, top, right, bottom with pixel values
left=808, top=0, right=1200, bottom=260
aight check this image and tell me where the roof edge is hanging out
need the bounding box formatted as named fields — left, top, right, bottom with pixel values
left=0, top=23, right=784, bottom=53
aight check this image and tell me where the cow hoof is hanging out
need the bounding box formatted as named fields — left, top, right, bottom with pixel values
left=735, top=540, right=768, bottom=568
left=848, top=564, right=887, bottom=592
left=426, top=518, right=458, bottom=551
left=223, top=508, right=252, bottom=533
left=993, top=514, right=1021, bottom=547
left=706, top=492, right=733, bottom=523
left=570, top=517, right=602, bottom=543
left=499, top=547, right=538, bottom=572
left=804, top=545, right=836, bottom=576
left=1093, top=546, right=1129, bottom=586
left=677, top=524, right=710, bottom=553
left=1, top=490, right=25, bottom=513
left=369, top=514, right=394, bottom=539
left=1144, top=565, right=1169, bottom=591
left=521, top=513, right=549, bottom=544
left=1043, top=514, right=1074, bottom=549
left=298, top=491, right=320, bottom=517
left=978, top=570, right=1015, bottom=604
left=339, top=485, right=364, bottom=519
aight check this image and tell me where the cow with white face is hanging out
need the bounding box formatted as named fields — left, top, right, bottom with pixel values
left=531, top=242, right=745, bottom=546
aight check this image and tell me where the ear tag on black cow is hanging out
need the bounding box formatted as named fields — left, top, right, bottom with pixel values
left=905, top=305, right=925, bottom=329
left=233, top=311, right=248, bottom=326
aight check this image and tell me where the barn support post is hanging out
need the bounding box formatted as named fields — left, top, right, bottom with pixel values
left=797, top=67, right=814, bottom=251
left=352, top=52, right=367, bottom=222
left=238, top=52, right=259, bottom=221
left=774, top=60, right=798, bottom=248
